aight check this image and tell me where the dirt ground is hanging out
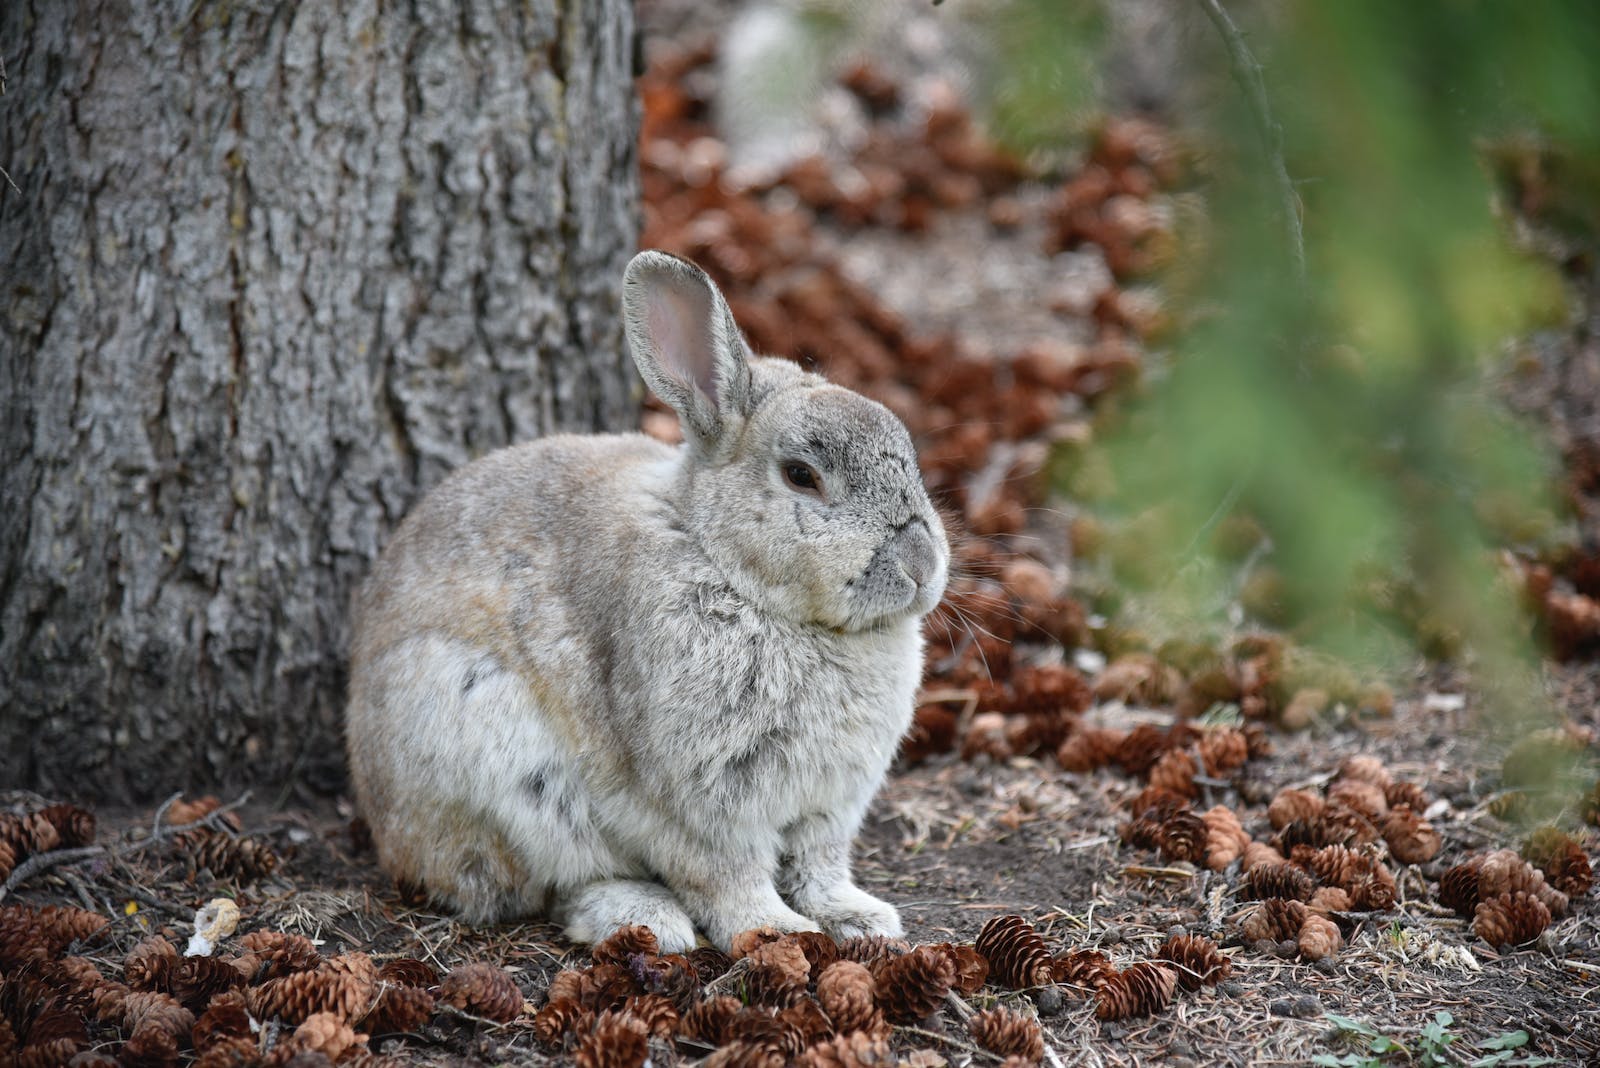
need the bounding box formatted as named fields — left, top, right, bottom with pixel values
left=5, top=1, right=1600, bottom=1066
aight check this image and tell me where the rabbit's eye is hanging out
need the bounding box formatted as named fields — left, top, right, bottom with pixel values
left=782, top=461, right=823, bottom=494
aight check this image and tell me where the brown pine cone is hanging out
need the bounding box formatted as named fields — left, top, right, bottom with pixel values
left=682, top=994, right=744, bottom=1046
left=17, top=1037, right=88, bottom=1068
left=835, top=935, right=910, bottom=968
left=1, top=905, right=108, bottom=964
left=723, top=1006, right=792, bottom=1055
left=633, top=952, right=701, bottom=1011
left=67, top=1052, right=121, bottom=1068
left=590, top=925, right=659, bottom=968
left=1156, top=810, right=1208, bottom=864
left=969, top=1007, right=1043, bottom=1062
left=291, top=1013, right=365, bottom=1064
left=1115, top=724, right=1171, bottom=777
left=1337, top=755, right=1392, bottom=787
left=1155, top=935, right=1231, bottom=990
left=238, top=931, right=322, bottom=978
left=686, top=946, right=735, bottom=984
left=562, top=963, right=639, bottom=1013
left=192, top=1035, right=258, bottom=1068
left=118, top=1026, right=179, bottom=1068
left=439, top=962, right=522, bottom=1023
left=1478, top=849, right=1568, bottom=917
left=248, top=960, right=371, bottom=1026
left=0, top=814, right=32, bottom=864
left=1381, top=806, right=1442, bottom=864
left=183, top=832, right=279, bottom=883
left=730, top=927, right=785, bottom=959
left=574, top=1010, right=649, bottom=1068
left=532, top=997, right=594, bottom=1048
left=1327, top=779, right=1388, bottom=821
left=1308, top=887, right=1353, bottom=912
left=361, top=982, right=435, bottom=1035
left=1120, top=809, right=1169, bottom=851
left=1240, top=899, right=1307, bottom=944
left=1267, top=788, right=1324, bottom=830
left=873, top=945, right=953, bottom=1024
left=1439, top=857, right=1485, bottom=916
left=704, top=1039, right=786, bottom=1068
left=22, top=1005, right=88, bottom=1048
left=744, top=959, right=808, bottom=1008
left=0, top=839, right=15, bottom=884
left=975, top=915, right=1053, bottom=989
left=618, top=994, right=678, bottom=1039
left=1242, top=841, right=1286, bottom=872
left=1147, top=749, right=1199, bottom=799
left=20, top=812, right=62, bottom=855
left=1050, top=948, right=1113, bottom=992
left=36, top=805, right=96, bottom=849
left=1243, top=863, right=1315, bottom=902
left=1094, top=963, right=1177, bottom=1021
left=1297, top=915, right=1342, bottom=961
left=1126, top=785, right=1192, bottom=819
left=118, top=991, right=195, bottom=1042
left=44, top=956, right=104, bottom=1005
left=928, top=942, right=988, bottom=994
left=193, top=995, right=253, bottom=1052
left=777, top=999, right=834, bottom=1049
left=1315, top=802, right=1381, bottom=849
left=1198, top=727, right=1250, bottom=777
left=376, top=959, right=437, bottom=988
left=124, top=937, right=179, bottom=992
left=1056, top=727, right=1127, bottom=772
left=786, top=931, right=841, bottom=983
left=747, top=938, right=811, bottom=988
left=164, top=796, right=233, bottom=830
left=1521, top=827, right=1593, bottom=898
left=171, top=956, right=246, bottom=1011
left=87, top=982, right=131, bottom=1024
left=815, top=961, right=879, bottom=1034
left=1201, top=806, right=1251, bottom=870
left=1473, top=891, right=1552, bottom=948
left=1384, top=781, right=1428, bottom=811
left=795, top=1030, right=895, bottom=1068
left=1349, top=858, right=1397, bottom=911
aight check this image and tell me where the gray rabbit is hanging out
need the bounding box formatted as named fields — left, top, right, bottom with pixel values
left=345, top=251, right=949, bottom=951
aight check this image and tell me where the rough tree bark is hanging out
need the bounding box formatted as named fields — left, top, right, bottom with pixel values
left=0, top=0, right=639, bottom=800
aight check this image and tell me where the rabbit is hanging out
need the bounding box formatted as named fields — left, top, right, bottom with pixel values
left=345, top=250, right=949, bottom=952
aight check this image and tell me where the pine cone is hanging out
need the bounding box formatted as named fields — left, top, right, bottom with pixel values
left=552, top=963, right=638, bottom=1013
left=1337, top=755, right=1391, bottom=787
left=1155, top=935, right=1231, bottom=991
left=928, top=942, right=988, bottom=994
left=171, top=956, right=246, bottom=1011
left=747, top=938, right=811, bottom=988
left=66, top=1052, right=120, bottom=1068
left=1315, top=802, right=1381, bottom=849
left=1050, top=948, right=1113, bottom=992
left=164, top=796, right=234, bottom=831
left=723, top=1006, right=792, bottom=1056
left=796, top=1031, right=895, bottom=1067
left=1472, top=891, right=1552, bottom=948
left=532, top=997, right=593, bottom=1048
left=36, top=805, right=96, bottom=849
left=23, top=1004, right=88, bottom=1048
left=1115, top=724, right=1171, bottom=777
left=1326, top=780, right=1388, bottom=821
left=704, top=1039, right=786, bottom=1068
left=1240, top=899, right=1307, bottom=944
left=1147, top=749, right=1199, bottom=799
left=743, top=959, right=808, bottom=1008
left=0, top=839, right=15, bottom=884
left=1242, top=841, right=1286, bottom=872
left=786, top=931, right=841, bottom=983
left=1094, top=963, right=1177, bottom=1021
left=438, top=963, right=522, bottom=1023
left=616, top=994, right=676, bottom=1040
left=1308, top=887, right=1352, bottom=912
left=835, top=935, right=909, bottom=968
left=124, top=938, right=179, bottom=992
left=681, top=995, right=743, bottom=1045
left=1439, top=856, right=1485, bottom=916
left=237, top=931, right=322, bottom=978
left=375, top=959, right=437, bottom=988
left=969, top=1007, right=1043, bottom=1062
left=1267, top=788, right=1324, bottom=830
left=119, top=1027, right=179, bottom=1068
left=1201, top=806, right=1250, bottom=871
left=1384, top=781, right=1428, bottom=811
left=873, top=945, right=953, bottom=1024
left=184, top=833, right=279, bottom=883
left=815, top=962, right=879, bottom=1034
left=1156, top=810, right=1208, bottom=864
left=191, top=1035, right=258, bottom=1068
left=975, top=916, right=1053, bottom=989
left=590, top=925, right=659, bottom=968
left=290, top=1013, right=365, bottom=1063
left=0, top=905, right=108, bottom=965
left=1243, top=863, right=1315, bottom=902
left=0, top=814, right=30, bottom=861
left=17, top=1037, right=88, bottom=1068
left=1381, top=805, right=1441, bottom=864
left=21, top=812, right=62, bottom=855
left=248, top=957, right=373, bottom=1025
left=1056, top=727, right=1126, bottom=772
left=574, top=1009, right=649, bottom=1068
left=777, top=999, right=834, bottom=1049
left=1521, top=827, right=1593, bottom=898
left=118, top=991, right=195, bottom=1042
left=361, top=983, right=434, bottom=1035
left=1126, top=785, right=1191, bottom=819
left=1196, top=727, right=1249, bottom=777
left=686, top=946, right=735, bottom=984
left=1477, top=849, right=1568, bottom=917
left=1297, top=915, right=1342, bottom=961
left=632, top=952, right=701, bottom=1011
left=193, top=995, right=253, bottom=1052
left=730, top=927, right=785, bottom=959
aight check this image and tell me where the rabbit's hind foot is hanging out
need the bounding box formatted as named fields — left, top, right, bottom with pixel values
left=558, top=879, right=699, bottom=953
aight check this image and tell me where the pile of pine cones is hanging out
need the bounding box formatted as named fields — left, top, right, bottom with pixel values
left=0, top=901, right=523, bottom=1067
left=0, top=803, right=96, bottom=883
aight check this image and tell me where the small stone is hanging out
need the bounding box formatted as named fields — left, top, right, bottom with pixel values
left=1030, top=985, right=1065, bottom=1017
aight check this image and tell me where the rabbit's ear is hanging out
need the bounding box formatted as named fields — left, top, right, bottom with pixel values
left=623, top=251, right=753, bottom=449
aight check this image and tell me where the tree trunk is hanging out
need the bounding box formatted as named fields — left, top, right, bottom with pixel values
left=0, top=0, right=639, bottom=801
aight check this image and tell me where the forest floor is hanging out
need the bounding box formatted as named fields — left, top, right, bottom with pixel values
left=5, top=2, right=1600, bottom=1066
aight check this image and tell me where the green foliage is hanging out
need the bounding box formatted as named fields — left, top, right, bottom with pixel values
left=1089, top=3, right=1600, bottom=715
left=1316, top=1013, right=1558, bottom=1068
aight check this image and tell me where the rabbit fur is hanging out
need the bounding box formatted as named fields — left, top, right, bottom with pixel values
left=345, top=250, right=948, bottom=952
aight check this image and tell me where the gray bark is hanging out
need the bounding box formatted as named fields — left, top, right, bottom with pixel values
left=0, top=0, right=639, bottom=801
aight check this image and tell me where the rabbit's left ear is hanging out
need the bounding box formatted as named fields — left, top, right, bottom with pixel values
left=623, top=250, right=754, bottom=451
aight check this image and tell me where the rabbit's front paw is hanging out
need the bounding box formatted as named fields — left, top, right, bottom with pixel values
left=791, top=883, right=903, bottom=942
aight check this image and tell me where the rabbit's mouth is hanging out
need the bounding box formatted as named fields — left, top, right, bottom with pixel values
left=843, top=519, right=949, bottom=627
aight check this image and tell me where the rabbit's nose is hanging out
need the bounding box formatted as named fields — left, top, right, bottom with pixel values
left=891, top=520, right=941, bottom=590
